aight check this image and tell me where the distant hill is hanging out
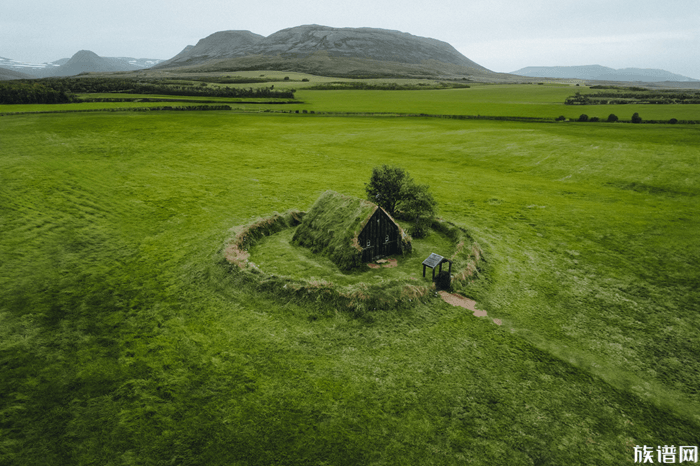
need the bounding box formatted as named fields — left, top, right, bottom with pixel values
left=155, top=25, right=493, bottom=78
left=0, top=66, right=32, bottom=80
left=510, top=65, right=698, bottom=82
left=0, top=53, right=164, bottom=78
left=45, top=50, right=142, bottom=77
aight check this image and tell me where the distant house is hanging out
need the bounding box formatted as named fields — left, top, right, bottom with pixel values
left=292, top=190, right=411, bottom=269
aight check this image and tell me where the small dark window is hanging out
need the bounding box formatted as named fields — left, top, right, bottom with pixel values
left=367, top=240, right=371, bottom=247
left=385, top=235, right=389, bottom=243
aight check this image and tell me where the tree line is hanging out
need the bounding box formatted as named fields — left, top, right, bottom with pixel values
left=565, top=90, right=700, bottom=105
left=0, top=81, right=77, bottom=104
left=0, top=77, right=296, bottom=104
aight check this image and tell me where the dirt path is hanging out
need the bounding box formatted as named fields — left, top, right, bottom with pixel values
left=438, top=291, right=502, bottom=325
left=366, top=258, right=398, bottom=269
left=383, top=258, right=398, bottom=268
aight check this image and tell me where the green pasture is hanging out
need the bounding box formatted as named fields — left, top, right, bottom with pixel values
left=292, top=86, right=700, bottom=121
left=165, top=70, right=459, bottom=89
left=197, top=76, right=700, bottom=120
left=1, top=109, right=699, bottom=464
left=3, top=83, right=699, bottom=122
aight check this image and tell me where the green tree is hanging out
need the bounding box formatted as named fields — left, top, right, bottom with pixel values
left=398, top=181, right=437, bottom=238
left=632, top=112, right=642, bottom=123
left=578, top=114, right=589, bottom=122
left=365, top=165, right=437, bottom=238
left=607, top=113, right=619, bottom=122
left=365, top=165, right=407, bottom=216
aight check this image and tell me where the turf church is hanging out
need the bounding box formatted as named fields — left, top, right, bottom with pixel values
left=292, top=191, right=411, bottom=269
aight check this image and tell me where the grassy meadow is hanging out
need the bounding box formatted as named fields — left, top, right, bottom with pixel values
left=4, top=82, right=700, bottom=122
left=294, top=86, right=700, bottom=121
left=1, top=86, right=699, bottom=465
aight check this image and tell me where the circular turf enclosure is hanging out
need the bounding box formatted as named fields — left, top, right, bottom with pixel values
left=222, top=208, right=486, bottom=314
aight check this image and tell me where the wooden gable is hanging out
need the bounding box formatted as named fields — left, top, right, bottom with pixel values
left=357, top=208, right=403, bottom=262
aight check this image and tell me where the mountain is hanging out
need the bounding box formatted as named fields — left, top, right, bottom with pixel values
left=154, top=25, right=491, bottom=78
left=160, top=30, right=265, bottom=65
left=0, top=66, right=33, bottom=80
left=510, top=65, right=698, bottom=82
left=0, top=53, right=164, bottom=78
left=46, top=50, right=141, bottom=77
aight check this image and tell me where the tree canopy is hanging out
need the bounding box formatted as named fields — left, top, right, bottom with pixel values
left=365, top=165, right=406, bottom=216
left=398, top=180, right=437, bottom=238
left=365, top=165, right=437, bottom=238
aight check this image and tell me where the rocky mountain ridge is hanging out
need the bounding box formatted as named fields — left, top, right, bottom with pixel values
left=154, top=25, right=489, bottom=77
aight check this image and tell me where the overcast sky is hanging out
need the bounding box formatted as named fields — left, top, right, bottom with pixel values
left=3, top=0, right=699, bottom=78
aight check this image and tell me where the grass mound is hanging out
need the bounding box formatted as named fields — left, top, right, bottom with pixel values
left=224, top=210, right=305, bottom=268
left=223, top=209, right=485, bottom=316
left=430, top=218, right=485, bottom=291
left=291, top=190, right=410, bottom=270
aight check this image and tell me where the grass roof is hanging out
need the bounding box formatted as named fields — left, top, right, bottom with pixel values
left=292, top=190, right=379, bottom=270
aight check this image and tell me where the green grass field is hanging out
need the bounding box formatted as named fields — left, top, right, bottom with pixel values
left=3, top=84, right=699, bottom=122
left=1, top=88, right=699, bottom=465
left=292, top=86, right=700, bottom=121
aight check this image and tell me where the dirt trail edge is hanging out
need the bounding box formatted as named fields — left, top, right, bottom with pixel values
left=438, top=291, right=502, bottom=325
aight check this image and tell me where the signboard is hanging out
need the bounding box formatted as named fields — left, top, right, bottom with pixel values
left=422, top=253, right=444, bottom=269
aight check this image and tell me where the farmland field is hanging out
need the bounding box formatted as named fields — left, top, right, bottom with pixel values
left=4, top=83, right=700, bottom=122
left=294, top=86, right=700, bottom=120
left=1, top=87, right=699, bottom=465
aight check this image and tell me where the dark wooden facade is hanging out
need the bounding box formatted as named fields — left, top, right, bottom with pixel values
left=358, top=208, right=401, bottom=262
